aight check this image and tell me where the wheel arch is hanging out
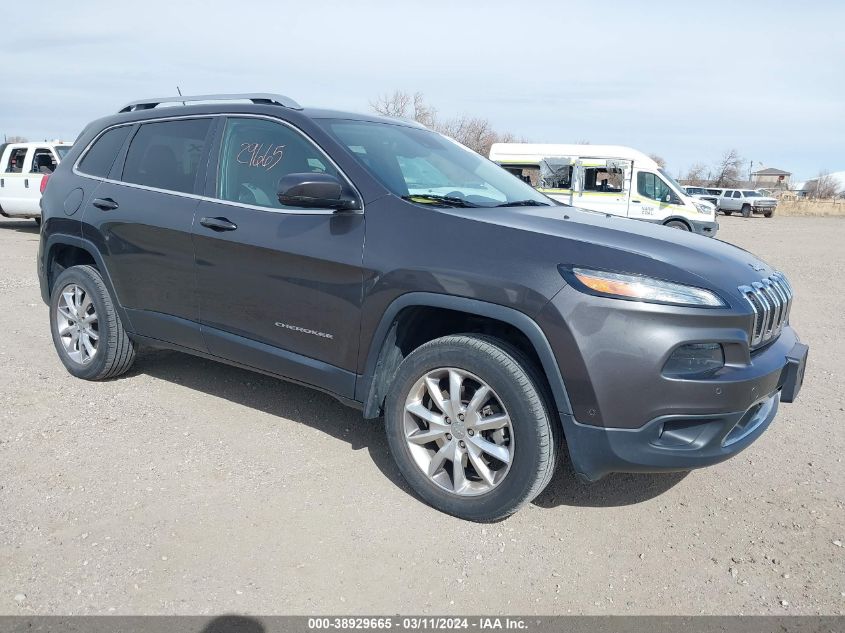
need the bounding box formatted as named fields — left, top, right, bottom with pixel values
left=661, top=216, right=692, bottom=230
left=43, top=234, right=133, bottom=332
left=358, top=293, right=573, bottom=420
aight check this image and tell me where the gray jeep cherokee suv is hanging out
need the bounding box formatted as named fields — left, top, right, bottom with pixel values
left=38, top=93, right=808, bottom=521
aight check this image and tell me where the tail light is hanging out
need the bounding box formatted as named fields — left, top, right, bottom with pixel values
left=40, top=174, right=51, bottom=194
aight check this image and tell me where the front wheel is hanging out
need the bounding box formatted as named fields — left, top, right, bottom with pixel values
left=664, top=220, right=691, bottom=231
left=741, top=204, right=752, bottom=218
left=384, top=335, right=558, bottom=521
left=49, top=265, right=136, bottom=380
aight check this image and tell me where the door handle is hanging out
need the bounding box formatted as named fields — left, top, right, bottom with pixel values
left=24, top=179, right=29, bottom=188
left=92, top=197, right=119, bottom=211
left=631, top=199, right=641, bottom=204
left=200, top=216, right=238, bottom=232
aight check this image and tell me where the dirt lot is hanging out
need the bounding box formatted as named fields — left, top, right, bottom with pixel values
left=0, top=215, right=843, bottom=616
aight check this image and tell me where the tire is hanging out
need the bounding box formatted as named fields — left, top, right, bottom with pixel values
left=664, top=220, right=690, bottom=231
left=34, top=217, right=41, bottom=227
left=49, top=265, right=136, bottom=380
left=764, top=210, right=774, bottom=218
left=384, top=334, right=558, bottom=521
left=722, top=210, right=732, bottom=216
left=741, top=204, right=752, bottom=218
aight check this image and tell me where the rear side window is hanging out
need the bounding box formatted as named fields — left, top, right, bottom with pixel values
left=78, top=126, right=132, bottom=178
left=122, top=119, right=212, bottom=194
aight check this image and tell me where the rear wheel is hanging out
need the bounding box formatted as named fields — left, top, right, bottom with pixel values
left=34, top=217, right=41, bottom=227
left=384, top=335, right=558, bottom=521
left=664, top=220, right=690, bottom=231
left=741, top=204, right=752, bottom=218
left=722, top=210, right=732, bottom=216
left=49, top=265, right=136, bottom=380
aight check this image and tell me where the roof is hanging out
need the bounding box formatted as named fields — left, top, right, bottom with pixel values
left=752, top=167, right=791, bottom=176
left=488, top=143, right=657, bottom=168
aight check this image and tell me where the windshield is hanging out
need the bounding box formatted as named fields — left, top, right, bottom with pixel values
left=743, top=190, right=763, bottom=197
left=658, top=168, right=687, bottom=198
left=55, top=146, right=71, bottom=159
left=320, top=119, right=552, bottom=208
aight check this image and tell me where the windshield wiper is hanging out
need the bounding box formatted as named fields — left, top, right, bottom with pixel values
left=496, top=199, right=552, bottom=207
left=402, top=194, right=480, bottom=208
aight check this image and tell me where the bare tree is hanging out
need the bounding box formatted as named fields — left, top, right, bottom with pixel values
left=370, top=90, right=413, bottom=119
left=4, top=135, right=28, bottom=143
left=712, top=149, right=745, bottom=187
left=369, top=90, right=520, bottom=156
left=648, top=154, right=667, bottom=169
left=804, top=171, right=841, bottom=198
left=683, top=162, right=710, bottom=186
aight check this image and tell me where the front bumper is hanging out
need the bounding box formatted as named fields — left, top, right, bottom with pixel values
left=559, top=336, right=807, bottom=481
left=691, top=218, right=719, bottom=237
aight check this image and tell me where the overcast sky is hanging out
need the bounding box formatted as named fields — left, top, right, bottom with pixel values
left=2, top=0, right=843, bottom=180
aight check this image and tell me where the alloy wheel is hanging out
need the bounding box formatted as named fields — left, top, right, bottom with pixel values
left=403, top=367, right=514, bottom=496
left=55, top=283, right=99, bottom=365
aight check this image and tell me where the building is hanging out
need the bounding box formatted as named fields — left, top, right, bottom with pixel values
left=750, top=167, right=791, bottom=188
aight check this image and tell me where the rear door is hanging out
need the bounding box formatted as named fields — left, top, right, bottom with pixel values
left=192, top=115, right=365, bottom=397
left=21, top=146, right=59, bottom=213
left=81, top=117, right=215, bottom=350
left=573, top=158, right=632, bottom=216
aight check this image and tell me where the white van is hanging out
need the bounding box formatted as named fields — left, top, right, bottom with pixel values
left=0, top=140, right=72, bottom=224
left=489, top=143, right=718, bottom=237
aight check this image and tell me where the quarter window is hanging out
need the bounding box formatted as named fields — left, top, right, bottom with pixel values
left=79, top=126, right=133, bottom=178
left=122, top=119, right=212, bottom=194
left=637, top=172, right=672, bottom=202
left=216, top=118, right=340, bottom=209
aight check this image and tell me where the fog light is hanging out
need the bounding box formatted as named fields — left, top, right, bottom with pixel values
left=663, top=343, right=724, bottom=378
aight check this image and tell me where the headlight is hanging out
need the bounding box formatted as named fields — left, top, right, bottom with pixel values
left=564, top=267, right=726, bottom=307
left=693, top=202, right=712, bottom=215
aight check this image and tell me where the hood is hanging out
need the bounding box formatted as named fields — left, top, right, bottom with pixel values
left=453, top=204, right=777, bottom=306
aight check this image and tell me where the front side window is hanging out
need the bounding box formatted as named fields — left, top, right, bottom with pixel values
left=79, top=126, right=133, bottom=178
left=321, top=119, right=552, bottom=208
left=216, top=117, right=341, bottom=209
left=122, top=119, right=211, bottom=194
left=637, top=171, right=673, bottom=202
left=4, top=148, right=28, bottom=173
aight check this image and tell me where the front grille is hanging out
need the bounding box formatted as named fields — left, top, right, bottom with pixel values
left=739, top=272, right=793, bottom=348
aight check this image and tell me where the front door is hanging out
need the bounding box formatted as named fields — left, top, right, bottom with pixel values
left=81, top=117, right=214, bottom=350
left=192, top=116, right=365, bottom=397
left=0, top=147, right=31, bottom=215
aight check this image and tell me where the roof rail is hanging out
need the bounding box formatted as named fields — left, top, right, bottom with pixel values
left=118, top=93, right=303, bottom=113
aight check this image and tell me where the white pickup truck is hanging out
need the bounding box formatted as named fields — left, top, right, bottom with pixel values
left=718, top=188, right=778, bottom=218
left=0, top=141, right=72, bottom=224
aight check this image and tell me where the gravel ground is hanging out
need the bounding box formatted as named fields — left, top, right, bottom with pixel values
left=0, top=215, right=843, bottom=615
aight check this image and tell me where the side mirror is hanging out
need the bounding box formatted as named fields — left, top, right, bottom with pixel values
left=277, top=173, right=360, bottom=211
